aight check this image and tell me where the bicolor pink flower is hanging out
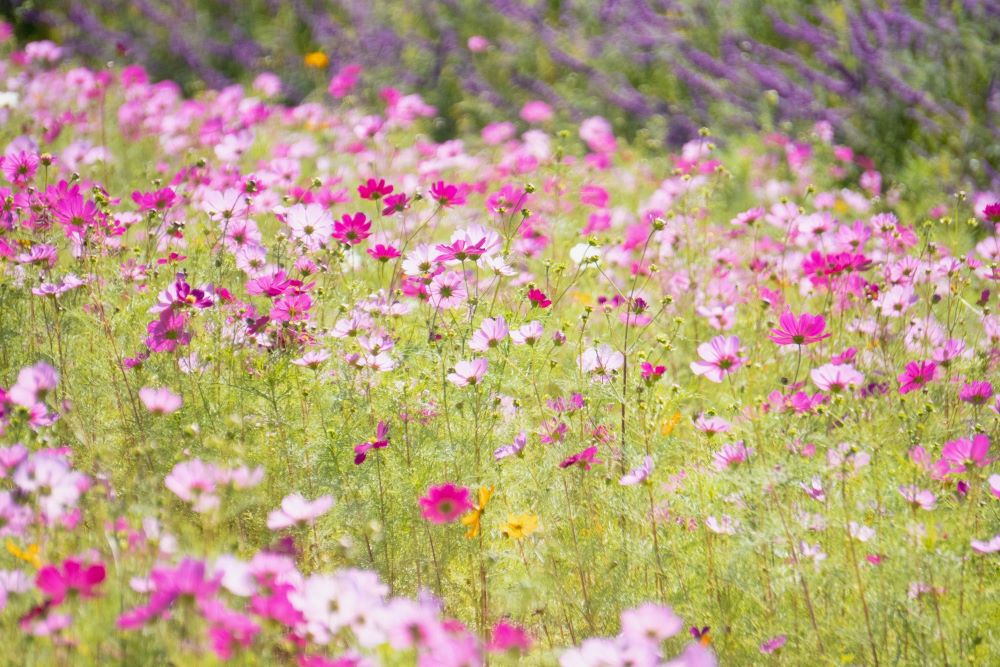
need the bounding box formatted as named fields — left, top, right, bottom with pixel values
left=694, top=415, right=731, bottom=436
left=447, top=359, right=488, bottom=387
left=138, top=387, right=182, bottom=415
left=897, top=360, right=937, bottom=394
left=266, top=494, right=334, bottom=530
left=768, top=311, right=830, bottom=346
left=419, top=483, right=472, bottom=523
left=354, top=421, right=389, bottom=465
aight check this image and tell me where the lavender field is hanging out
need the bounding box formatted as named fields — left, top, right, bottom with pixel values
left=0, top=4, right=999, bottom=666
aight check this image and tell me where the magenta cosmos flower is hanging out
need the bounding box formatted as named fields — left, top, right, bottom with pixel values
left=138, top=387, right=182, bottom=415
left=897, top=360, right=938, bottom=394
left=36, top=558, right=106, bottom=604
left=487, top=621, right=532, bottom=654
left=266, top=493, right=334, bottom=530
left=768, top=311, right=831, bottom=346
left=559, top=446, right=602, bottom=471
left=419, top=483, right=473, bottom=523
left=938, top=434, right=991, bottom=475
left=690, top=336, right=747, bottom=383
left=714, top=441, right=751, bottom=471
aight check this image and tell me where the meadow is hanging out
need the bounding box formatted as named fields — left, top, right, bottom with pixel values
left=0, top=28, right=998, bottom=666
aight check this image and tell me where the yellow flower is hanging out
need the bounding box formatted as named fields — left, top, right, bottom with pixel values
left=500, top=513, right=538, bottom=540
left=303, top=51, right=329, bottom=69
left=660, top=411, right=682, bottom=436
left=461, top=486, right=494, bottom=539
left=6, top=539, right=41, bottom=568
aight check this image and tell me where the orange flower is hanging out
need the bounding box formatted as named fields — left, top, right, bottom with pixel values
left=303, top=51, right=329, bottom=69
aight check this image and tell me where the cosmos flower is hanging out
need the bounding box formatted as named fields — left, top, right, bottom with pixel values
left=690, top=336, right=746, bottom=383
left=266, top=494, right=334, bottom=531
left=419, top=484, right=473, bottom=524
left=138, top=387, right=182, bottom=415
left=768, top=311, right=830, bottom=346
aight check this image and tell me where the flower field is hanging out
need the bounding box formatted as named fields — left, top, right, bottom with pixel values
left=0, top=30, right=999, bottom=667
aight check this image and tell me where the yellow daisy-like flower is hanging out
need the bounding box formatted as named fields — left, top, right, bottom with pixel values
left=460, top=486, right=494, bottom=539
left=6, top=539, right=41, bottom=568
left=500, top=513, right=538, bottom=540
left=303, top=51, right=329, bottom=69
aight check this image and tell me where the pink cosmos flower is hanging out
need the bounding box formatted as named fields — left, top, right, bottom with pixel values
left=36, top=558, right=106, bottom=604
left=328, top=64, right=362, bottom=98
left=937, top=434, right=991, bottom=475
left=898, top=485, right=936, bottom=511
left=959, top=381, right=993, bottom=406
left=429, top=271, right=467, bottom=310
left=266, top=493, right=334, bottom=530
left=287, top=203, right=333, bottom=251
left=469, top=317, right=509, bottom=352
left=488, top=620, right=532, bottom=653
left=366, top=244, right=401, bottom=262
left=694, top=415, right=731, bottom=436
left=332, top=212, right=371, bottom=245
left=713, top=441, right=751, bottom=471
left=419, top=483, right=473, bottom=523
left=810, top=363, right=864, bottom=393
left=145, top=311, right=191, bottom=352
left=527, top=288, right=551, bottom=308
left=621, top=603, right=683, bottom=644
left=429, top=181, right=466, bottom=207
left=510, top=321, right=544, bottom=345
left=358, top=178, right=393, bottom=200
left=165, top=459, right=220, bottom=512
left=971, top=535, right=1000, bottom=554
left=8, top=362, right=58, bottom=409
left=270, top=293, right=312, bottom=322
left=620, top=455, right=654, bottom=485
left=768, top=311, right=830, bottom=346
left=354, top=421, right=389, bottom=465
left=468, top=35, right=490, bottom=52
left=494, top=431, right=527, bottom=460
left=759, top=635, right=787, bottom=654
left=559, top=446, right=602, bottom=471
left=579, top=344, right=625, bottom=383
left=520, top=100, right=553, bottom=123
left=690, top=336, right=746, bottom=383
left=138, top=387, right=182, bottom=415
left=897, top=360, right=938, bottom=394
left=447, top=359, right=489, bottom=387
left=989, top=474, right=1000, bottom=500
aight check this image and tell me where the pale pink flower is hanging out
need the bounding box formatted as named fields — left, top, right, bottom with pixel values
left=447, top=359, right=489, bottom=387
left=138, top=387, right=182, bottom=415
left=266, top=493, right=334, bottom=530
left=690, top=336, right=746, bottom=383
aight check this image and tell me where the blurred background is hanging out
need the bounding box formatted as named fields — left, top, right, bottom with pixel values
left=5, top=0, right=999, bottom=186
